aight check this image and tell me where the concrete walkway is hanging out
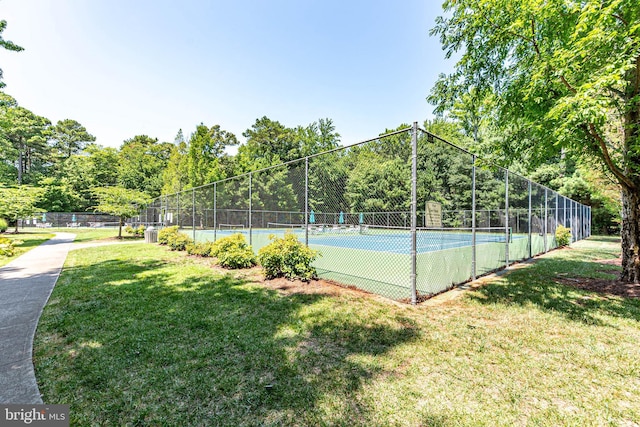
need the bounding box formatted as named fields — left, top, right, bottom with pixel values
left=0, top=232, right=76, bottom=404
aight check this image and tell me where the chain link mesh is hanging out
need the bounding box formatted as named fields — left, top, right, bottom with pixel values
left=141, top=125, right=592, bottom=303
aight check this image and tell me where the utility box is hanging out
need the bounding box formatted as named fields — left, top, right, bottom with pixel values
left=144, top=227, right=158, bottom=243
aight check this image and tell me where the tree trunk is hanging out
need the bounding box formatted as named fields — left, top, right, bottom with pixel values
left=17, top=140, right=23, bottom=185
left=620, top=56, right=640, bottom=282
left=620, top=186, right=640, bottom=283
left=118, top=217, right=124, bottom=239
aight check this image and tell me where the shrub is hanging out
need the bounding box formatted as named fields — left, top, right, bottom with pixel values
left=0, top=236, right=15, bottom=257
left=125, top=224, right=146, bottom=237
left=0, top=218, right=7, bottom=233
left=158, top=226, right=179, bottom=245
left=210, top=233, right=257, bottom=269
left=157, top=226, right=192, bottom=251
left=168, top=233, right=193, bottom=251
left=556, top=225, right=572, bottom=247
left=258, top=233, right=319, bottom=281
left=217, top=246, right=257, bottom=269
left=186, top=241, right=216, bottom=257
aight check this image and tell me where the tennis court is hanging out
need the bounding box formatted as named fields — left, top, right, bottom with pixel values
left=195, top=224, right=520, bottom=255
left=146, top=124, right=591, bottom=303
left=186, top=224, right=532, bottom=300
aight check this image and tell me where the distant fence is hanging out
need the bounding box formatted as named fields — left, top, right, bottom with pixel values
left=19, top=212, right=122, bottom=228
left=139, top=123, right=591, bottom=303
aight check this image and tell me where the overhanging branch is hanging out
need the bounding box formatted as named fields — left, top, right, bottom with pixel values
left=587, top=123, right=635, bottom=190
left=612, top=13, right=628, bottom=26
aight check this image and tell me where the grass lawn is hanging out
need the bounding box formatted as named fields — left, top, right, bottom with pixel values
left=0, top=228, right=142, bottom=267
left=48, top=227, right=142, bottom=243
left=0, top=231, right=55, bottom=267
left=34, top=236, right=640, bottom=426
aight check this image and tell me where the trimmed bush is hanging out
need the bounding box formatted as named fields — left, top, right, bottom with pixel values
left=258, top=233, right=319, bottom=281
left=0, top=218, right=7, bottom=233
left=556, top=225, right=572, bottom=247
left=134, top=225, right=145, bottom=237
left=210, top=233, right=257, bottom=269
left=168, top=233, right=193, bottom=251
left=157, top=226, right=192, bottom=251
left=158, top=226, right=179, bottom=245
left=186, top=241, right=216, bottom=257
left=0, top=236, right=15, bottom=257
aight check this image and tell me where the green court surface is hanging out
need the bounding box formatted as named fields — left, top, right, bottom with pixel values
left=181, top=228, right=557, bottom=300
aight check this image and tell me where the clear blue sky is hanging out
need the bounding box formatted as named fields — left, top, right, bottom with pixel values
left=1, top=0, right=453, bottom=150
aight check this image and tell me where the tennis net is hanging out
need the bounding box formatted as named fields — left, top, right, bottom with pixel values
left=266, top=222, right=306, bottom=230
left=218, top=223, right=246, bottom=231
left=360, top=225, right=512, bottom=242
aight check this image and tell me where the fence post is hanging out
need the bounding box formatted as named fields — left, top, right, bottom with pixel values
left=305, top=157, right=309, bottom=246
left=213, top=183, right=217, bottom=241
left=177, top=192, right=181, bottom=227
left=471, top=154, right=477, bottom=280
left=544, top=188, right=548, bottom=253
left=528, top=180, right=532, bottom=259
left=505, top=170, right=509, bottom=267
left=555, top=192, right=558, bottom=247
left=163, top=196, right=166, bottom=225
left=410, top=122, right=418, bottom=305
left=249, top=173, right=253, bottom=246
left=571, top=200, right=579, bottom=242
left=192, top=189, right=196, bottom=241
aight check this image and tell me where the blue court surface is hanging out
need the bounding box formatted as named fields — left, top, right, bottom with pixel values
left=200, top=226, right=521, bottom=255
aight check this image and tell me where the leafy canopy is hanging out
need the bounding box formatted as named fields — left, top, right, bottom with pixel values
left=92, top=186, right=151, bottom=220
left=429, top=0, right=640, bottom=187
left=0, top=186, right=44, bottom=232
left=0, top=20, right=23, bottom=88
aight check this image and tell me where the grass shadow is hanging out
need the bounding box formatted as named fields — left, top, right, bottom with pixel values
left=468, top=256, right=640, bottom=326
left=35, top=247, right=420, bottom=425
left=586, top=235, right=621, bottom=243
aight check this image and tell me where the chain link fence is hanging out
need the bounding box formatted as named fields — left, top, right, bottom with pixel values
left=138, top=123, right=591, bottom=303
left=19, top=212, right=123, bottom=228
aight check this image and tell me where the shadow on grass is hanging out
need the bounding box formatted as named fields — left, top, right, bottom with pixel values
left=35, top=254, right=420, bottom=425
left=468, top=257, right=640, bottom=326
left=16, top=237, right=53, bottom=249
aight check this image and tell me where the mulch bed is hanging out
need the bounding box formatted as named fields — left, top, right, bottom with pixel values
left=555, top=257, right=640, bottom=299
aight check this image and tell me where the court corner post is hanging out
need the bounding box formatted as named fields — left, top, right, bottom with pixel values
left=471, top=154, right=477, bottom=280
left=249, top=173, right=253, bottom=246
left=305, top=157, right=309, bottom=247
left=410, top=121, right=418, bottom=305
left=192, top=188, right=196, bottom=241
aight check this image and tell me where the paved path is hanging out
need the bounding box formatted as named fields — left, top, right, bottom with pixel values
left=0, top=232, right=76, bottom=404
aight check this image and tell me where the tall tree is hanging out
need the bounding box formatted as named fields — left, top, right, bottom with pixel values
left=186, top=124, right=237, bottom=188
left=162, top=130, right=189, bottom=194
left=238, top=117, right=298, bottom=169
left=50, top=119, right=96, bottom=159
left=429, top=0, right=640, bottom=281
left=56, top=144, right=119, bottom=210
left=0, top=104, right=51, bottom=184
left=117, top=135, right=172, bottom=197
left=0, top=20, right=23, bottom=88
left=36, top=177, right=82, bottom=212
left=296, top=118, right=341, bottom=157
